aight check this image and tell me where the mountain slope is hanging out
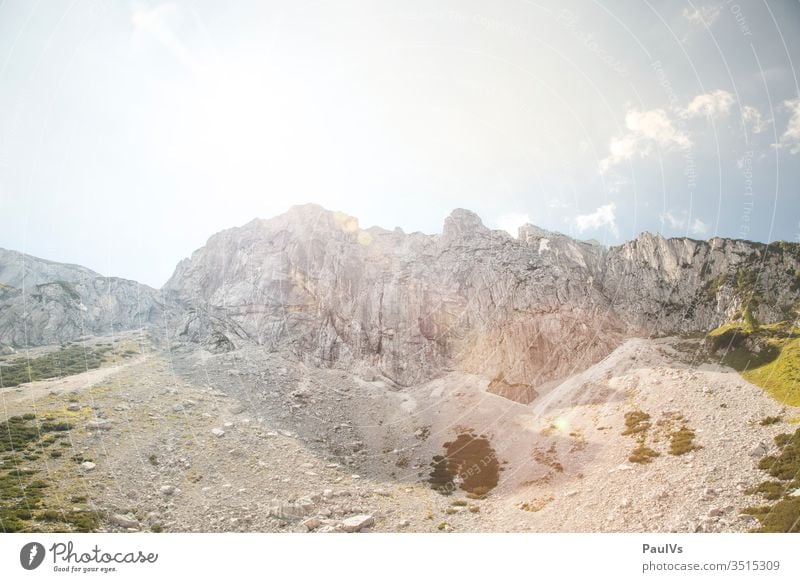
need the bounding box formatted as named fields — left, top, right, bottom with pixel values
left=0, top=248, right=164, bottom=350
left=163, top=204, right=800, bottom=400
left=0, top=247, right=100, bottom=288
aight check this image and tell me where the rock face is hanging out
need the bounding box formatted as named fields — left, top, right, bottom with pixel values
left=0, top=247, right=100, bottom=289
left=162, top=204, right=800, bottom=399
left=3, top=205, right=798, bottom=403
left=0, top=271, right=164, bottom=348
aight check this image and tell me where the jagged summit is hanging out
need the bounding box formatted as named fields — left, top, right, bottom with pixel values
left=2, top=204, right=799, bottom=403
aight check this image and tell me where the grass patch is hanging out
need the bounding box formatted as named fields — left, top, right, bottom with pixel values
left=0, top=344, right=112, bottom=387
left=760, top=416, right=783, bottom=426
left=707, top=320, right=800, bottom=407
left=757, top=430, right=800, bottom=482
left=0, top=414, right=99, bottom=533
left=622, top=411, right=651, bottom=436
left=668, top=425, right=701, bottom=456
left=622, top=409, right=662, bottom=464
left=743, top=427, right=800, bottom=532
left=743, top=499, right=800, bottom=533
left=629, top=444, right=660, bottom=464
left=745, top=481, right=787, bottom=501
left=743, top=337, right=800, bottom=407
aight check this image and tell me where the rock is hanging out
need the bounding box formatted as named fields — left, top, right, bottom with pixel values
left=223, top=422, right=234, bottom=428
left=172, top=404, right=185, bottom=413
left=301, top=516, right=321, bottom=531
left=86, top=419, right=113, bottom=431
left=322, top=489, right=334, bottom=499
left=160, top=485, right=176, bottom=496
left=296, top=497, right=315, bottom=513
left=708, top=508, right=724, bottom=517
left=110, top=513, right=139, bottom=529
left=211, top=428, right=225, bottom=437
left=81, top=461, right=96, bottom=471
left=340, top=514, right=374, bottom=533
left=750, top=442, right=768, bottom=457
left=67, top=403, right=81, bottom=412
left=268, top=500, right=311, bottom=520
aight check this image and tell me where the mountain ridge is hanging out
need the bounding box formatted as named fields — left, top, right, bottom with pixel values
left=2, top=204, right=798, bottom=401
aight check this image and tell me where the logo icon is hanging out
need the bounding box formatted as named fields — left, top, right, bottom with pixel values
left=20, top=542, right=46, bottom=570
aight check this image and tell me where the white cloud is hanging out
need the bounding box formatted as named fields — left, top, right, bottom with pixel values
left=495, top=212, right=530, bottom=237
left=682, top=4, right=722, bottom=26
left=682, top=90, right=734, bottom=118
left=777, top=99, right=800, bottom=154
left=741, top=105, right=769, bottom=134
left=659, top=210, right=709, bottom=236
left=574, top=203, right=618, bottom=238
left=600, top=108, right=691, bottom=172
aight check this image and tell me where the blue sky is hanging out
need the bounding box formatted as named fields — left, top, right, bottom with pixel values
left=1, top=0, right=799, bottom=287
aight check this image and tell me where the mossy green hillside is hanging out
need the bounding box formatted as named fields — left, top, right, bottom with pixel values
left=707, top=320, right=800, bottom=407
left=742, top=428, right=800, bottom=533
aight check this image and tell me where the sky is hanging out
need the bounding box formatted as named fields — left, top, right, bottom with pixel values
left=1, top=0, right=799, bottom=288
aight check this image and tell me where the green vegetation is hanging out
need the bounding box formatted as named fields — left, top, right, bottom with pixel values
left=745, top=481, right=786, bottom=501
left=744, top=336, right=800, bottom=407
left=0, top=344, right=112, bottom=387
left=629, top=444, right=660, bottom=464
left=0, top=415, right=99, bottom=533
left=668, top=425, right=701, bottom=456
left=622, top=410, right=662, bottom=464
left=760, top=416, right=783, bottom=426
left=742, top=427, right=800, bottom=532
left=707, top=320, right=800, bottom=406
left=622, top=411, right=651, bottom=436
left=704, top=273, right=727, bottom=300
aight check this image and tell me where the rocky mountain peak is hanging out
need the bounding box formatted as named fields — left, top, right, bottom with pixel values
left=3, top=205, right=799, bottom=405
left=441, top=208, right=489, bottom=240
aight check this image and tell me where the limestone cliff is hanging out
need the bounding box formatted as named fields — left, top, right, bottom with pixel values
left=163, top=204, right=800, bottom=398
